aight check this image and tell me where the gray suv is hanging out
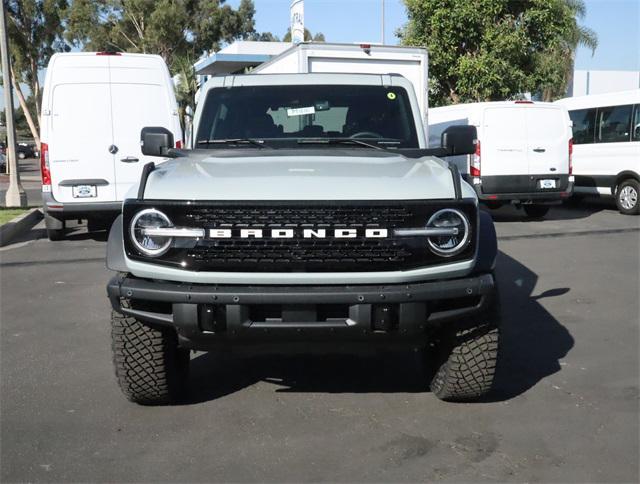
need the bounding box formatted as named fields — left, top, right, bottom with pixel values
left=106, top=73, right=500, bottom=405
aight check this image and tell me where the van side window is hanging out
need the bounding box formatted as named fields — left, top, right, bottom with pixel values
left=569, top=108, right=596, bottom=144
left=596, top=104, right=632, bottom=143
left=632, top=104, right=640, bottom=142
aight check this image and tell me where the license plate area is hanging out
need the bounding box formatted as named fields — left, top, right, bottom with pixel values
left=72, top=185, right=97, bottom=198
left=538, top=179, right=557, bottom=189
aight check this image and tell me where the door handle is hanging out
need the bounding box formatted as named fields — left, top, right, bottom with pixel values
left=533, top=148, right=546, bottom=153
left=120, top=156, right=139, bottom=163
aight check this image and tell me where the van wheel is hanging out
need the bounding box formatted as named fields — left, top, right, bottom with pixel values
left=111, top=310, right=189, bottom=405
left=523, top=205, right=550, bottom=218
left=615, top=179, right=640, bottom=215
left=44, top=213, right=66, bottom=241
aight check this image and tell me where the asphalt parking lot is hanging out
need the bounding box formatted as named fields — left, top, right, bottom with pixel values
left=1, top=201, right=638, bottom=482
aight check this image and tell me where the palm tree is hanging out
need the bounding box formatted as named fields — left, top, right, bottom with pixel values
left=542, top=0, right=598, bottom=100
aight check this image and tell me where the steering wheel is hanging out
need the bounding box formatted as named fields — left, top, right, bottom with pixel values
left=350, top=131, right=384, bottom=139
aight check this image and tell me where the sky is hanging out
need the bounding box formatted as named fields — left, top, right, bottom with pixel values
left=228, top=0, right=640, bottom=71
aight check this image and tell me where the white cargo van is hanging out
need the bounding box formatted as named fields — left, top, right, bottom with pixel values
left=40, top=52, right=182, bottom=240
left=555, top=90, right=640, bottom=215
left=429, top=101, right=574, bottom=218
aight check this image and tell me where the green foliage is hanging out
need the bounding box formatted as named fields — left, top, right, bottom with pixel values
left=399, top=0, right=597, bottom=105
left=282, top=27, right=325, bottom=42
left=5, top=0, right=69, bottom=138
left=65, top=0, right=259, bottom=69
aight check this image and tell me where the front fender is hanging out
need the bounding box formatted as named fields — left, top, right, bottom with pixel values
left=106, top=214, right=128, bottom=272
left=473, top=210, right=498, bottom=274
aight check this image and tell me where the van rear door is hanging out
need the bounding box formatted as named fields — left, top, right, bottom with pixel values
left=49, top=61, right=116, bottom=204
left=109, top=56, right=179, bottom=199
left=525, top=106, right=568, bottom=179
left=481, top=106, right=528, bottom=193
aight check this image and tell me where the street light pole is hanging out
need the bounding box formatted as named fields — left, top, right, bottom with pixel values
left=0, top=0, right=26, bottom=208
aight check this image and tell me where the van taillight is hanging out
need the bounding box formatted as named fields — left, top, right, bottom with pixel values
left=96, top=51, right=121, bottom=56
left=470, top=140, right=481, bottom=177
left=175, top=140, right=183, bottom=149
left=568, top=138, right=573, bottom=175
left=40, top=142, right=51, bottom=186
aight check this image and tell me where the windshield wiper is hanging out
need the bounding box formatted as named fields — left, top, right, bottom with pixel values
left=197, top=138, right=270, bottom=148
left=297, top=138, right=386, bottom=151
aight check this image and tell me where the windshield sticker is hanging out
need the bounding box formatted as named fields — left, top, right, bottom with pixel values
left=287, top=106, right=316, bottom=117
left=387, top=92, right=397, bottom=100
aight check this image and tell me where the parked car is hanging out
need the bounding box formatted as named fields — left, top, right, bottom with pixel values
left=17, top=143, right=37, bottom=159
left=106, top=72, right=501, bottom=405
left=429, top=101, right=574, bottom=218
left=39, top=52, right=182, bottom=240
left=555, top=90, right=640, bottom=215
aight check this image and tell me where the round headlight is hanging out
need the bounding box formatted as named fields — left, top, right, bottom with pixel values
left=426, top=209, right=471, bottom=257
left=130, top=208, right=173, bottom=257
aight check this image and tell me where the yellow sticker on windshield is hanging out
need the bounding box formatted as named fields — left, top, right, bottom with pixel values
left=387, top=92, right=397, bottom=100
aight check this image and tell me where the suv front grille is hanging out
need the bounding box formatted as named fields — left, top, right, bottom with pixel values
left=123, top=201, right=477, bottom=273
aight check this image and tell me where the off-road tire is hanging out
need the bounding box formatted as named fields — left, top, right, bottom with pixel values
left=111, top=310, right=189, bottom=405
left=615, top=178, right=640, bottom=215
left=429, top=301, right=501, bottom=402
left=523, top=205, right=550, bottom=219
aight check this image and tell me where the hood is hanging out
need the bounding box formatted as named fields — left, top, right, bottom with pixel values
left=143, top=148, right=458, bottom=201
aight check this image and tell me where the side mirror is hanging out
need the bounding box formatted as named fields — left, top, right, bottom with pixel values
left=140, top=127, right=174, bottom=157
left=441, top=125, right=477, bottom=156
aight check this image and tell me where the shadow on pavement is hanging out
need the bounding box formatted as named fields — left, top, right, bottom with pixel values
left=485, top=201, right=611, bottom=223
left=184, top=251, right=574, bottom=405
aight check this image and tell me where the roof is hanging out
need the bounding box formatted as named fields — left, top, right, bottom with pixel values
left=194, top=41, right=292, bottom=76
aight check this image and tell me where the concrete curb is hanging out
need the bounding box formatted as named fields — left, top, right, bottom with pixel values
left=0, top=208, right=43, bottom=247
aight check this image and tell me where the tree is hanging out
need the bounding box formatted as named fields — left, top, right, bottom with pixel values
left=398, top=0, right=597, bottom=106
left=65, top=0, right=259, bottom=69
left=5, top=0, right=69, bottom=147
left=282, top=27, right=325, bottom=42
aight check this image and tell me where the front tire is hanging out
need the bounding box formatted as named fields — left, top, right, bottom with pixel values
left=615, top=179, right=640, bottom=215
left=111, top=311, right=189, bottom=405
left=523, top=205, right=550, bottom=218
left=429, top=305, right=500, bottom=402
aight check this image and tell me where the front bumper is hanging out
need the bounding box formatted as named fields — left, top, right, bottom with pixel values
left=107, top=273, right=497, bottom=350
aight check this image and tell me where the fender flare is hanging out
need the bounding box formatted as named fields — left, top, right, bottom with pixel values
left=473, top=210, right=498, bottom=274
left=106, top=214, right=128, bottom=272
left=612, top=170, right=640, bottom=195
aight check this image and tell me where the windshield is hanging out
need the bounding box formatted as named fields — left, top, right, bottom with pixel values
left=195, top=84, right=419, bottom=148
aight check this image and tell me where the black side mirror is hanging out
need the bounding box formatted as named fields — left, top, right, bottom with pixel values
left=141, top=127, right=174, bottom=157
left=441, top=125, right=477, bottom=156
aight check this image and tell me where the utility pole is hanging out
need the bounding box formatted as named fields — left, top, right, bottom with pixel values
left=1, top=0, right=26, bottom=208
left=381, top=0, right=385, bottom=45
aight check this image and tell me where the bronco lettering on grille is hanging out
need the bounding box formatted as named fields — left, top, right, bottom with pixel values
left=207, top=228, right=389, bottom=239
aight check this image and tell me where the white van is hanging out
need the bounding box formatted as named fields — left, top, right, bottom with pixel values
left=429, top=101, right=574, bottom=218
left=40, top=52, right=182, bottom=240
left=555, top=90, right=640, bottom=215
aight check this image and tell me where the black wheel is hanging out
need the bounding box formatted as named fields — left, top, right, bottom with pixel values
left=523, top=205, right=550, bottom=218
left=428, top=300, right=500, bottom=402
left=111, top=310, right=189, bottom=405
left=45, top=215, right=66, bottom=241
left=18, top=152, right=25, bottom=160
left=615, top=179, right=640, bottom=215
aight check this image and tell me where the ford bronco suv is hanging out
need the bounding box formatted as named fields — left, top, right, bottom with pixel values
left=106, top=73, right=500, bottom=405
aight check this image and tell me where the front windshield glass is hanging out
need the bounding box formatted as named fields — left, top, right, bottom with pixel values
left=195, top=84, right=419, bottom=148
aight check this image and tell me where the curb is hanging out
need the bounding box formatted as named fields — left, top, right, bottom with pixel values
left=0, top=208, right=43, bottom=247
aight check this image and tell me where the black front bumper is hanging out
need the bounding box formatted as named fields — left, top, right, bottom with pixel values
left=107, top=273, right=497, bottom=350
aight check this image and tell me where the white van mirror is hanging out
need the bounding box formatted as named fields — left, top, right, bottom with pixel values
left=441, top=125, right=477, bottom=156
left=141, top=127, right=174, bottom=157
